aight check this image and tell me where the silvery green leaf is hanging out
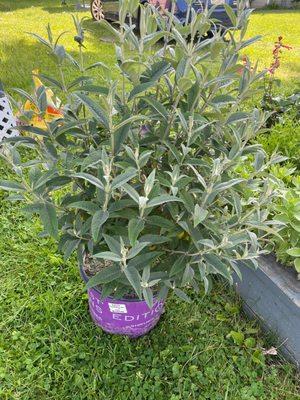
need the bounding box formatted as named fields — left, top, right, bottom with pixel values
left=39, top=202, right=58, bottom=239
left=128, top=82, right=155, bottom=102
left=254, top=150, right=265, bottom=171
left=67, top=201, right=99, bottom=214
left=113, top=115, right=145, bottom=131
left=147, top=215, right=175, bottom=230
left=81, top=151, right=102, bottom=171
left=128, top=218, right=145, bottom=246
left=138, top=151, right=153, bottom=169
left=122, top=183, right=140, bottom=203
left=239, top=35, right=262, bottom=50
left=6, top=194, right=25, bottom=201
left=85, top=61, right=109, bottom=71
left=182, top=265, right=194, bottom=286
left=141, top=60, right=170, bottom=83
left=143, top=287, right=154, bottom=309
left=193, top=205, right=208, bottom=227
left=99, top=19, right=121, bottom=40
left=169, top=256, right=186, bottom=277
left=157, top=285, right=169, bottom=301
left=142, top=265, right=151, bottom=282
left=224, top=3, right=237, bottom=26
left=148, top=279, right=161, bottom=287
left=127, top=242, right=150, bottom=259
left=71, top=173, right=104, bottom=191
left=73, top=92, right=109, bottom=128
left=213, top=179, right=244, bottom=193
left=143, top=97, right=168, bottom=120
left=111, top=169, right=137, bottom=190
left=211, top=94, right=235, bottom=105
left=86, top=264, right=122, bottom=288
left=92, top=210, right=109, bottom=242
left=93, top=251, right=122, bottom=262
left=124, top=267, right=142, bottom=298
left=127, top=251, right=162, bottom=269
left=227, top=112, right=250, bottom=124
left=188, top=164, right=207, bottom=189
left=203, top=276, right=212, bottom=294
left=230, top=260, right=242, bottom=281
left=103, top=234, right=121, bottom=255
left=63, top=239, right=80, bottom=261
left=140, top=234, right=170, bottom=244
left=174, top=288, right=192, bottom=303
left=0, top=180, right=26, bottom=192
left=144, top=169, right=156, bottom=196
left=146, top=195, right=181, bottom=208
left=124, top=145, right=136, bottom=161
left=197, top=239, right=215, bottom=248
left=203, top=253, right=232, bottom=282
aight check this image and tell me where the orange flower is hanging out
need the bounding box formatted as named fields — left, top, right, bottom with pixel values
left=21, top=70, right=63, bottom=129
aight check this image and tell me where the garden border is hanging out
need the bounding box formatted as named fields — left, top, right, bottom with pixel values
left=234, top=255, right=300, bottom=368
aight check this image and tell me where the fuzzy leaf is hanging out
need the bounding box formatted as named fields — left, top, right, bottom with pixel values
left=71, top=173, right=104, bottom=190
left=204, top=253, right=232, bottom=282
left=124, top=267, right=142, bottom=298
left=146, top=195, right=181, bottom=208
left=67, top=201, right=99, bottom=214
left=128, top=218, right=145, bottom=246
left=93, top=251, right=122, bottom=262
left=86, top=264, right=122, bottom=288
left=174, top=288, right=192, bottom=303
left=92, top=210, right=109, bottom=242
left=193, top=205, right=208, bottom=227
left=74, top=92, right=109, bottom=128
left=0, top=180, right=26, bottom=192
left=40, top=202, right=58, bottom=239
left=127, top=242, right=150, bottom=259
left=143, top=287, right=154, bottom=309
left=111, top=169, right=137, bottom=190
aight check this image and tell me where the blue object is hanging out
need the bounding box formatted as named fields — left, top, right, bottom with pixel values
left=176, top=0, right=188, bottom=13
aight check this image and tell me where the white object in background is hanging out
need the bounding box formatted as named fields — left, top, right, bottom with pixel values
left=0, top=90, right=19, bottom=142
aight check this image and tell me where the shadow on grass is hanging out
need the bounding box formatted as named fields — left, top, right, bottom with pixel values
left=41, top=5, right=91, bottom=14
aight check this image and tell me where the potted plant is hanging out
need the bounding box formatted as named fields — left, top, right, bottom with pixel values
left=0, top=1, right=282, bottom=337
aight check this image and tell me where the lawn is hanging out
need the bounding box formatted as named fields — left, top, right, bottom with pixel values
left=0, top=1, right=300, bottom=399
left=0, top=1, right=299, bottom=91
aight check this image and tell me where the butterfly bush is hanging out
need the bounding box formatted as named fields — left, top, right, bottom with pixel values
left=0, top=1, right=283, bottom=306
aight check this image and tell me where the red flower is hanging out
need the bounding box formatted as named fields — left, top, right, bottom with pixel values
left=268, top=36, right=292, bottom=75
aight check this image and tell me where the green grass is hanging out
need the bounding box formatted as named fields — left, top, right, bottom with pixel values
left=0, top=1, right=299, bottom=92
left=0, top=0, right=114, bottom=91
left=0, top=177, right=299, bottom=399
left=1, top=1, right=300, bottom=399
left=245, top=10, right=300, bottom=87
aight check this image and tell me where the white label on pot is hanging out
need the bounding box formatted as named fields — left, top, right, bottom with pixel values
left=108, top=303, right=127, bottom=314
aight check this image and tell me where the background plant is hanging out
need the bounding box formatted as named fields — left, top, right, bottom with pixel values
left=258, top=117, right=300, bottom=171
left=260, top=35, right=296, bottom=127
left=0, top=0, right=283, bottom=306
left=272, top=176, right=300, bottom=277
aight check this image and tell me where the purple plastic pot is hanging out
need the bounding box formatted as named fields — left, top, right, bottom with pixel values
left=80, top=265, right=165, bottom=338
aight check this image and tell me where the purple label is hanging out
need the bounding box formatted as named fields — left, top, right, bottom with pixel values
left=88, top=288, right=165, bottom=337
